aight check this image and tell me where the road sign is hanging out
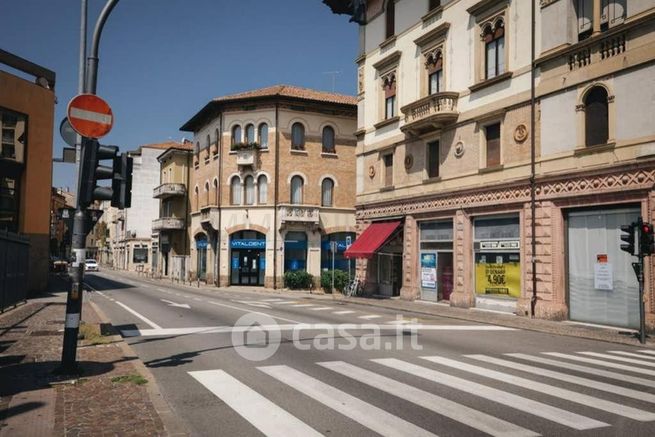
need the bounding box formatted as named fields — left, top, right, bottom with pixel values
left=59, top=118, right=78, bottom=147
left=67, top=94, right=114, bottom=139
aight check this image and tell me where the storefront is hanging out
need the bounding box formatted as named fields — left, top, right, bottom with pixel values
left=419, top=221, right=454, bottom=302
left=284, top=231, right=307, bottom=272
left=195, top=234, right=207, bottom=280
left=230, top=230, right=266, bottom=286
left=474, top=216, right=521, bottom=310
left=321, top=232, right=356, bottom=274
left=567, top=206, right=640, bottom=329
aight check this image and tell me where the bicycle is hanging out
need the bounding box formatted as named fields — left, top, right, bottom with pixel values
left=345, top=278, right=363, bottom=297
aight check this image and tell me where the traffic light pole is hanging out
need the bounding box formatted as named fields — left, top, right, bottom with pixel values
left=638, top=253, right=646, bottom=344
left=59, top=0, right=120, bottom=374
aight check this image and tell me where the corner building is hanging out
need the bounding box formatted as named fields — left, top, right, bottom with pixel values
left=326, top=0, right=655, bottom=330
left=180, top=85, right=357, bottom=288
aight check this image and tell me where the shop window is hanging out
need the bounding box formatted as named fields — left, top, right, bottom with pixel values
left=385, top=0, right=395, bottom=39
left=285, top=231, right=307, bottom=272
left=485, top=123, right=501, bottom=168
left=483, top=19, right=505, bottom=80
left=584, top=86, right=609, bottom=147
left=245, top=123, right=255, bottom=144
left=474, top=216, right=521, bottom=299
left=426, top=141, right=439, bottom=179
left=384, top=154, right=393, bottom=187
left=290, top=175, right=304, bottom=204
left=321, top=178, right=334, bottom=207
left=244, top=175, right=255, bottom=205
left=291, top=122, right=305, bottom=150
left=419, top=221, right=454, bottom=302
left=231, top=125, right=242, bottom=146
left=195, top=234, right=208, bottom=281
left=321, top=232, right=356, bottom=274
left=258, top=175, right=268, bottom=204
left=230, top=176, right=241, bottom=205
left=258, top=123, right=269, bottom=148
left=133, top=248, right=148, bottom=263
left=322, top=126, right=335, bottom=153
left=0, top=175, right=20, bottom=232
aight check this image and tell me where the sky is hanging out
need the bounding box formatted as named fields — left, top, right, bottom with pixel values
left=0, top=0, right=358, bottom=189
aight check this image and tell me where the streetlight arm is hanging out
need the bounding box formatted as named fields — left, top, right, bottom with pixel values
left=85, top=0, right=120, bottom=94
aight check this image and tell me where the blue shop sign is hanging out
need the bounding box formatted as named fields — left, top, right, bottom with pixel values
left=321, top=240, right=348, bottom=252
left=231, top=239, right=266, bottom=249
left=231, top=257, right=240, bottom=269
left=196, top=238, right=208, bottom=249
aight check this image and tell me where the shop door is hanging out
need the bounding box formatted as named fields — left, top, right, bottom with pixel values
left=568, top=207, right=640, bottom=329
left=238, top=250, right=261, bottom=285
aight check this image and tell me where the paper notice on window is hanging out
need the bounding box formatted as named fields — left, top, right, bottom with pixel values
left=594, top=262, right=613, bottom=290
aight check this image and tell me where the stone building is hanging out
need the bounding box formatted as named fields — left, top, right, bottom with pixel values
left=180, top=85, right=357, bottom=288
left=326, top=0, right=655, bottom=330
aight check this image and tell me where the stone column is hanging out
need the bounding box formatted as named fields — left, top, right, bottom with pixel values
left=400, top=215, right=419, bottom=300
left=592, top=0, right=601, bottom=35
left=450, top=209, right=475, bottom=308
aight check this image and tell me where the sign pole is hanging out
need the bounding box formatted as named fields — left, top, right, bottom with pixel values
left=639, top=253, right=646, bottom=344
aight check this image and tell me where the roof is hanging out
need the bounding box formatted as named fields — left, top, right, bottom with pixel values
left=181, top=84, right=357, bottom=132
left=140, top=141, right=192, bottom=151
left=157, top=143, right=194, bottom=161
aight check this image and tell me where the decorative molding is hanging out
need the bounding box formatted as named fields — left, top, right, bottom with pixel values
left=414, top=23, right=450, bottom=48
left=372, top=50, right=401, bottom=72
left=469, top=71, right=513, bottom=93
left=467, top=0, right=508, bottom=18
left=404, top=154, right=414, bottom=170
left=514, top=124, right=528, bottom=143
left=454, top=141, right=465, bottom=158
left=540, top=0, right=560, bottom=8
left=368, top=165, right=376, bottom=178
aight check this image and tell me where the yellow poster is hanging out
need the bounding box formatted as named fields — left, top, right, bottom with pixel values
left=475, top=262, right=521, bottom=298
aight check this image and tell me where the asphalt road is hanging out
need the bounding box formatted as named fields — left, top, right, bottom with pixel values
left=85, top=270, right=655, bottom=437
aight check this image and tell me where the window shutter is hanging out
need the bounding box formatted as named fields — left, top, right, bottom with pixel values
left=485, top=124, right=501, bottom=168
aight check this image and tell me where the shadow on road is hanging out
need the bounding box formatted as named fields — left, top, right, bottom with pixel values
left=83, top=274, right=136, bottom=291
left=0, top=401, right=46, bottom=423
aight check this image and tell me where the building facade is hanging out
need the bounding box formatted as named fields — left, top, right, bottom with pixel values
left=180, top=85, right=357, bottom=288
left=326, top=0, right=655, bottom=330
left=0, top=50, right=56, bottom=293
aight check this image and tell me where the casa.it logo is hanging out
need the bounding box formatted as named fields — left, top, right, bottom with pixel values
left=231, top=313, right=281, bottom=361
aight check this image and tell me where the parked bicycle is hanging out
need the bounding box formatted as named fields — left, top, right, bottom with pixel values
left=345, top=278, right=364, bottom=297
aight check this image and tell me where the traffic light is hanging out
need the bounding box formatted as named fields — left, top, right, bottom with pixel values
left=620, top=223, right=637, bottom=256
left=79, top=138, right=118, bottom=207
left=111, top=152, right=133, bottom=209
left=640, top=222, right=655, bottom=256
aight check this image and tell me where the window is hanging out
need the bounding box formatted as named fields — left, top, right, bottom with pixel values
left=485, top=123, right=501, bottom=168
left=245, top=124, right=255, bottom=144
left=1, top=109, right=26, bottom=163
left=291, top=122, right=305, bottom=150
left=577, top=0, right=626, bottom=40
left=429, top=0, right=441, bottom=10
left=213, top=178, right=218, bottom=204
left=214, top=128, right=220, bottom=149
left=483, top=19, right=505, bottom=80
left=384, top=154, right=393, bottom=187
left=385, top=0, right=395, bottom=39
left=427, top=141, right=440, bottom=178
left=427, top=51, right=443, bottom=95
left=258, top=123, right=269, bottom=148
left=383, top=73, right=396, bottom=119
left=231, top=125, right=241, bottom=146
left=322, top=126, right=335, bottom=153
left=285, top=231, right=307, bottom=272
left=584, top=86, right=609, bottom=147
left=133, top=248, right=148, bottom=263
left=321, top=178, right=334, bottom=207
left=0, top=175, right=20, bottom=232
left=230, top=176, right=241, bottom=205
left=206, top=134, right=211, bottom=149
left=244, top=175, right=255, bottom=205
left=258, top=175, right=268, bottom=204
left=195, top=142, right=200, bottom=154
left=290, top=175, right=304, bottom=204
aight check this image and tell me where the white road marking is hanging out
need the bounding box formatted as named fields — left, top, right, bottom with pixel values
left=373, top=358, right=608, bottom=430
left=272, top=301, right=299, bottom=305
left=189, top=370, right=321, bottom=437
left=160, top=299, right=191, bottom=309
left=157, top=288, right=166, bottom=292
left=507, top=353, right=655, bottom=389
left=258, top=365, right=436, bottom=437
left=578, top=351, right=655, bottom=368
left=358, top=315, right=382, bottom=320
left=386, top=320, right=412, bottom=325
left=115, top=301, right=162, bottom=330
left=544, top=352, right=655, bottom=377
left=319, top=361, right=538, bottom=437
left=467, top=354, right=655, bottom=404
left=310, top=307, right=332, bottom=311
left=234, top=300, right=272, bottom=309
left=260, top=298, right=285, bottom=302
left=291, top=304, right=314, bottom=308
left=639, top=350, right=655, bottom=356
left=333, top=310, right=355, bottom=315
left=423, top=355, right=655, bottom=421
left=607, top=351, right=655, bottom=361
left=205, top=300, right=301, bottom=324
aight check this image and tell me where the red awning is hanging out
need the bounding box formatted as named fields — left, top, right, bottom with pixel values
left=344, top=221, right=401, bottom=259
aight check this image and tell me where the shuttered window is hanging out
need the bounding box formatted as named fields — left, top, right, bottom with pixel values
left=427, top=141, right=440, bottom=178
left=485, top=123, right=501, bottom=168
left=584, top=86, right=609, bottom=147
left=384, top=154, right=393, bottom=187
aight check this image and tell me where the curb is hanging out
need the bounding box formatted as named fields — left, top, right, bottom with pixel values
left=88, top=300, right=190, bottom=437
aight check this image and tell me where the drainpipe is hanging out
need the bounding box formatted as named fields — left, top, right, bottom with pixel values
left=217, top=113, right=224, bottom=287
left=184, top=149, right=190, bottom=278
left=530, top=0, right=538, bottom=318
left=273, top=102, right=280, bottom=289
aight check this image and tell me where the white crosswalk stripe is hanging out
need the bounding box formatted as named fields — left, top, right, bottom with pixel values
left=309, top=306, right=332, bottom=311
left=358, top=314, right=382, bottom=320
left=332, top=310, right=355, bottom=315
left=188, top=370, right=321, bottom=437
left=272, top=301, right=299, bottom=305
left=291, top=304, right=314, bottom=308
left=578, top=351, right=655, bottom=368
left=607, top=350, right=655, bottom=361
left=258, top=365, right=437, bottom=437
left=544, top=352, right=655, bottom=376
left=318, top=361, right=539, bottom=437
left=639, top=350, right=655, bottom=356
left=373, top=358, right=608, bottom=430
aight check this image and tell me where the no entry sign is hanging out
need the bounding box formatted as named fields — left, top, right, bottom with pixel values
left=67, top=94, right=114, bottom=139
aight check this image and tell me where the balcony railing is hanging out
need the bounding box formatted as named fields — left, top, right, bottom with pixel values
left=153, top=183, right=186, bottom=199
left=235, top=148, right=258, bottom=168
left=279, top=204, right=320, bottom=225
left=400, top=92, right=459, bottom=136
left=200, top=206, right=219, bottom=231
left=152, top=217, right=185, bottom=231
left=569, top=31, right=626, bottom=71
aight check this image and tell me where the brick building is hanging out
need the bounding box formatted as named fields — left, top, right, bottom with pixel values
left=180, top=85, right=357, bottom=288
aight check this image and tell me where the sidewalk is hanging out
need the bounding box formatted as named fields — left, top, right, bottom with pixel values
left=0, top=274, right=187, bottom=436
left=113, top=269, right=655, bottom=348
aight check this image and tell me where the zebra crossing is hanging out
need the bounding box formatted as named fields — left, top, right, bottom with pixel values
left=189, top=349, right=655, bottom=436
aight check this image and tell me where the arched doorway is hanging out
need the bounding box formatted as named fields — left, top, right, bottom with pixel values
left=195, top=234, right=208, bottom=281
left=230, top=230, right=266, bottom=285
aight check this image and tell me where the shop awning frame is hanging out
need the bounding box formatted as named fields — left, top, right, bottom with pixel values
left=344, top=221, right=402, bottom=259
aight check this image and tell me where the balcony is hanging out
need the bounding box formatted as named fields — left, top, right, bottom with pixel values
left=568, top=31, right=626, bottom=71
left=279, top=204, right=320, bottom=225
left=152, top=217, right=185, bottom=231
left=200, top=206, right=219, bottom=231
left=400, top=92, right=459, bottom=136
left=153, top=183, right=186, bottom=199
left=234, top=147, right=258, bottom=168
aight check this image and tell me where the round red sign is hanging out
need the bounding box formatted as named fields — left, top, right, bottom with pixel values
left=67, top=94, right=114, bottom=139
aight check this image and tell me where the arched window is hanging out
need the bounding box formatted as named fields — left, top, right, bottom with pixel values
left=244, top=175, right=255, bottom=205
left=483, top=19, right=505, bottom=79
left=214, top=128, right=220, bottom=148
left=322, top=126, right=335, bottom=153
left=213, top=178, right=218, bottom=205
left=230, top=176, right=241, bottom=205
left=290, top=175, right=304, bottom=204
left=245, top=123, right=255, bottom=144
left=258, top=175, right=268, bottom=204
left=194, top=185, right=199, bottom=210
left=584, top=86, right=609, bottom=147
left=231, top=125, right=242, bottom=146
left=321, top=178, right=334, bottom=207
left=291, top=122, right=305, bottom=150
left=258, top=123, right=269, bottom=148
left=204, top=181, right=210, bottom=207
left=385, top=0, right=395, bottom=39
left=206, top=134, right=210, bottom=149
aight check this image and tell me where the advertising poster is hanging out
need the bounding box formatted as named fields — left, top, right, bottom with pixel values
left=420, top=253, right=437, bottom=289
left=475, top=260, right=521, bottom=297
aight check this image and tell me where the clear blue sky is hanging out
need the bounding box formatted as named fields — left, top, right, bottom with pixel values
left=0, top=0, right=358, bottom=189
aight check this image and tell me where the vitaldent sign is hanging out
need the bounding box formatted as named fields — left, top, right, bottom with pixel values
left=231, top=239, right=266, bottom=250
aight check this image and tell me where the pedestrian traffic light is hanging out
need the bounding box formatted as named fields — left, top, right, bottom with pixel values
left=640, top=222, right=655, bottom=256
left=78, top=138, right=118, bottom=207
left=111, top=152, right=133, bottom=209
left=620, top=223, right=637, bottom=256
